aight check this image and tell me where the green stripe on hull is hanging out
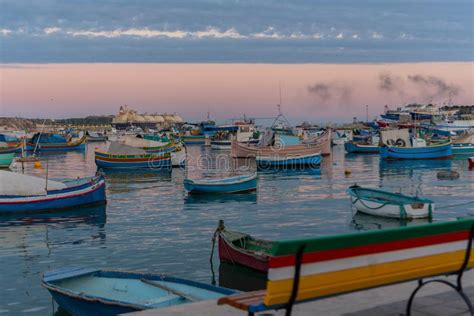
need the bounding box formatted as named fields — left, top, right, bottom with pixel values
left=270, top=217, right=474, bottom=256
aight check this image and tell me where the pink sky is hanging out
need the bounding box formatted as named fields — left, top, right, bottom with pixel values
left=1, top=63, right=473, bottom=123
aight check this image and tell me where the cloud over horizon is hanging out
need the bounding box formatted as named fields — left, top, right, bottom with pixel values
left=0, top=0, right=472, bottom=63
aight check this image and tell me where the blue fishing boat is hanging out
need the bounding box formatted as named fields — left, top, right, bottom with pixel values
left=184, top=173, right=257, bottom=194
left=380, top=141, right=452, bottom=160
left=0, top=171, right=106, bottom=214
left=0, top=142, right=22, bottom=154
left=26, top=133, right=86, bottom=151
left=344, top=141, right=380, bottom=153
left=256, top=152, right=322, bottom=169
left=42, top=267, right=236, bottom=316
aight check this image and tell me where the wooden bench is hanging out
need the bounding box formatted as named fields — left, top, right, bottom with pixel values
left=218, top=218, right=474, bottom=315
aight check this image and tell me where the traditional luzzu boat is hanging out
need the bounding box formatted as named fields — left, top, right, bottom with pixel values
left=26, top=133, right=87, bottom=151
left=0, top=142, right=22, bottom=154
left=451, top=133, right=474, bottom=155
left=0, top=171, right=106, bottom=214
left=347, top=185, right=434, bottom=219
left=180, top=134, right=207, bottom=145
left=95, top=143, right=172, bottom=171
left=112, top=138, right=185, bottom=167
left=256, top=152, right=322, bottom=169
left=380, top=138, right=452, bottom=160
left=231, top=129, right=331, bottom=158
left=344, top=141, right=380, bottom=153
left=184, top=173, right=257, bottom=194
left=42, top=267, right=236, bottom=316
left=0, top=153, right=15, bottom=168
left=216, top=221, right=272, bottom=272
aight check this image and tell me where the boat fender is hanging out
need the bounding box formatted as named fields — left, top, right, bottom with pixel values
left=395, top=139, right=406, bottom=147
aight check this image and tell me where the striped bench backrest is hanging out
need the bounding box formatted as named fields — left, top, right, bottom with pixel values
left=263, top=218, right=474, bottom=307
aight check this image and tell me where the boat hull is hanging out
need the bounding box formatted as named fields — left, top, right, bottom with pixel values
left=0, top=143, right=22, bottom=154
left=42, top=268, right=236, bottom=316
left=184, top=174, right=257, bottom=194
left=0, top=176, right=106, bottom=214
left=452, top=143, right=474, bottom=155
left=218, top=234, right=269, bottom=273
left=344, top=142, right=380, bottom=153
left=256, top=153, right=322, bottom=169
left=348, top=186, right=434, bottom=219
left=0, top=153, right=14, bottom=168
left=180, top=135, right=206, bottom=145
left=211, top=140, right=231, bottom=150
left=95, top=151, right=172, bottom=170
left=231, top=130, right=331, bottom=158
left=380, top=143, right=452, bottom=160
left=26, top=136, right=87, bottom=151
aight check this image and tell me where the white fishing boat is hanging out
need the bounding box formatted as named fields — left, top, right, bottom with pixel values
left=347, top=185, right=434, bottom=219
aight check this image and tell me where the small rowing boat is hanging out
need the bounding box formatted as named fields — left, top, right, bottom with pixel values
left=344, top=141, right=380, bottom=153
left=347, top=185, right=434, bottom=219
left=256, top=152, right=322, bottom=169
left=184, top=173, right=257, bottom=194
left=379, top=139, right=452, bottom=160
left=216, top=221, right=272, bottom=272
left=42, top=267, right=236, bottom=316
left=0, top=153, right=14, bottom=168
left=0, top=171, right=106, bottom=214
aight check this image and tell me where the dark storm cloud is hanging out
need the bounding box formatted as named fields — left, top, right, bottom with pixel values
left=0, top=0, right=472, bottom=62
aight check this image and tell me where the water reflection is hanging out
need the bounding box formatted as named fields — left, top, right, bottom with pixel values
left=350, top=212, right=431, bottom=231
left=218, top=262, right=267, bottom=292
left=184, top=193, right=257, bottom=205
left=0, top=204, right=106, bottom=227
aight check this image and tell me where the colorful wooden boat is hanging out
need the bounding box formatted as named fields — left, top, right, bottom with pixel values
left=256, top=152, right=322, bottom=169
left=86, top=132, right=108, bottom=142
left=217, top=223, right=272, bottom=273
left=184, top=173, right=257, bottom=194
left=452, top=143, right=474, bottom=155
left=180, top=135, right=207, bottom=145
left=348, top=185, right=434, bottom=219
left=0, top=142, right=22, bottom=154
left=95, top=151, right=172, bottom=170
left=42, top=267, right=236, bottom=316
left=26, top=134, right=87, bottom=151
left=210, top=140, right=232, bottom=150
left=468, top=157, right=474, bottom=168
left=380, top=141, right=452, bottom=160
left=344, top=141, right=380, bottom=153
left=0, top=153, right=14, bottom=168
left=120, top=137, right=186, bottom=167
left=0, top=171, right=106, bottom=214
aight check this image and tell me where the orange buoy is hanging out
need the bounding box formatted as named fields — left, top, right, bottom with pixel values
left=34, top=161, right=42, bottom=169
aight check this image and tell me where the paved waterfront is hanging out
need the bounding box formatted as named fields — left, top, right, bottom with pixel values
left=127, top=272, right=473, bottom=316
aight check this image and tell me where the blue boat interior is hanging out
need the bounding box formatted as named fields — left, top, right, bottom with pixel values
left=44, top=269, right=232, bottom=309
left=30, top=133, right=67, bottom=144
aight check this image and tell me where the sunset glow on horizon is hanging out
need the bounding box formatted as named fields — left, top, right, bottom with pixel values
left=1, top=62, right=473, bottom=123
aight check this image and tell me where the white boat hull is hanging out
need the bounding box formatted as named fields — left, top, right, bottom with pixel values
left=350, top=195, right=432, bottom=219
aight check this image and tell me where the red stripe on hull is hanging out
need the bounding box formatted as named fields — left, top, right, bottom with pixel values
left=270, top=230, right=469, bottom=268
left=218, top=235, right=270, bottom=273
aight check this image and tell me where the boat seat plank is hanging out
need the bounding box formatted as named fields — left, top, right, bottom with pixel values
left=217, top=290, right=266, bottom=311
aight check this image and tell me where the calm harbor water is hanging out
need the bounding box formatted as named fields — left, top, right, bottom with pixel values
left=1, top=143, right=473, bottom=315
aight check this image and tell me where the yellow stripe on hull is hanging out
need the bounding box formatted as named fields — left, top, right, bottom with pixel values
left=264, top=249, right=473, bottom=306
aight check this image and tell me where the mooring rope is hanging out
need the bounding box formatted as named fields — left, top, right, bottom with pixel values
left=436, top=201, right=474, bottom=210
